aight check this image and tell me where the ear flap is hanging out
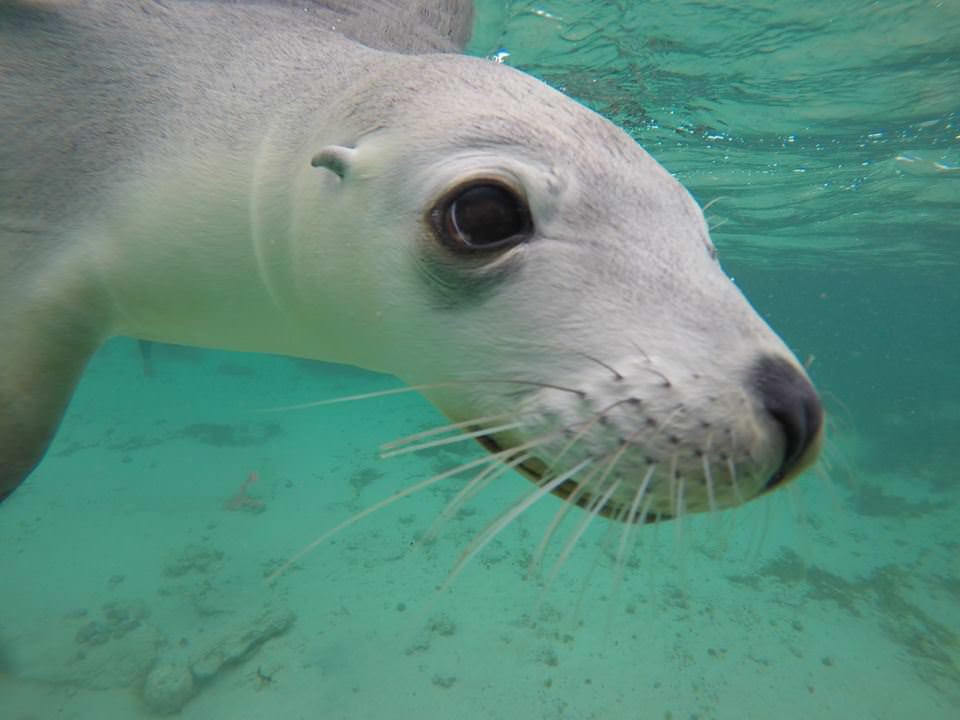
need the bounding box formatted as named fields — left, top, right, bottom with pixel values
left=310, top=145, right=357, bottom=179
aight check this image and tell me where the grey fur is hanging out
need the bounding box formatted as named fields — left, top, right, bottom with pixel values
left=0, top=1, right=821, bottom=511
left=0, top=0, right=472, bottom=498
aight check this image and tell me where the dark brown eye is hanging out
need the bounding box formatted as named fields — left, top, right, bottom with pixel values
left=433, top=183, right=532, bottom=252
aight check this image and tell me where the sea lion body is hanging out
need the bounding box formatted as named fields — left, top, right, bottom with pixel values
left=0, top=1, right=822, bottom=518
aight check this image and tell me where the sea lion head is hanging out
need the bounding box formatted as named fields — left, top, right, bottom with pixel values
left=296, top=53, right=823, bottom=520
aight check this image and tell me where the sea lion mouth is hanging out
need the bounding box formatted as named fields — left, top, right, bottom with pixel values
left=474, top=432, right=547, bottom=483
left=474, top=432, right=663, bottom=523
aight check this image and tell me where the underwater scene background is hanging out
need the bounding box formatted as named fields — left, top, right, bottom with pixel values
left=2, top=1, right=958, bottom=718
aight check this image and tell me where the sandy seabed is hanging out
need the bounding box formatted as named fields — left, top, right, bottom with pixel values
left=1, top=339, right=956, bottom=720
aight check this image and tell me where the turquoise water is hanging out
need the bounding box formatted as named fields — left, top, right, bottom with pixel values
left=2, top=1, right=958, bottom=718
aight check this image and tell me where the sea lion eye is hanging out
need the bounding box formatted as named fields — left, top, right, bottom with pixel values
left=433, top=182, right=532, bottom=252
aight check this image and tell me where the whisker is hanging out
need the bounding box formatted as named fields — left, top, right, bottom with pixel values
left=667, top=453, right=680, bottom=517
left=702, top=196, right=728, bottom=212
left=701, top=430, right=717, bottom=512
left=542, top=347, right=625, bottom=381
left=626, top=465, right=657, bottom=526
left=433, top=388, right=646, bottom=571
left=571, top=351, right=623, bottom=380
left=702, top=451, right=736, bottom=556
left=266, top=440, right=534, bottom=584
left=527, top=463, right=604, bottom=578
left=546, top=475, right=625, bottom=589
left=748, top=492, right=773, bottom=566
left=610, top=483, right=655, bottom=624
left=460, top=376, right=587, bottom=400
left=258, top=383, right=465, bottom=412
left=533, top=405, right=658, bottom=582
left=628, top=341, right=652, bottom=364
left=627, top=341, right=672, bottom=386
left=819, top=435, right=854, bottom=491
left=727, top=456, right=745, bottom=506
left=484, top=395, right=641, bottom=578
left=545, top=444, right=630, bottom=586
left=512, top=394, right=643, bottom=569
left=675, top=475, right=686, bottom=518
left=265, top=480, right=437, bottom=585
left=631, top=496, right=655, bottom=562
left=704, top=455, right=717, bottom=514
left=571, top=505, right=623, bottom=634
left=647, top=506, right=663, bottom=589
left=466, top=377, right=587, bottom=398
left=668, top=453, right=693, bottom=552
left=812, top=447, right=844, bottom=519
left=420, top=451, right=534, bottom=546
left=379, top=420, right=526, bottom=459
left=258, top=377, right=584, bottom=413
left=441, top=458, right=594, bottom=589
left=601, top=501, right=632, bottom=638
left=380, top=410, right=523, bottom=451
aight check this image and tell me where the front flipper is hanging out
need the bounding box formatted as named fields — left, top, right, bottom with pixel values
left=0, top=246, right=107, bottom=501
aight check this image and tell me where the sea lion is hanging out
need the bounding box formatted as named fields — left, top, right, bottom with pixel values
left=0, top=0, right=822, bottom=522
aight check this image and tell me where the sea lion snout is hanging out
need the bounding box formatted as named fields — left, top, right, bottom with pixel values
left=749, top=355, right=824, bottom=491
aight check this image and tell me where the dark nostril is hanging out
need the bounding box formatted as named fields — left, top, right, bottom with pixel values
left=749, top=355, right=824, bottom=490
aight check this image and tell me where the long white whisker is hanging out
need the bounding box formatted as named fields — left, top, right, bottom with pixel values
left=527, top=463, right=604, bottom=578
left=627, top=496, right=654, bottom=567
left=727, top=456, right=745, bottom=505
left=436, top=395, right=637, bottom=577
left=668, top=452, right=693, bottom=554
left=425, top=393, right=638, bottom=564
left=522, top=397, right=638, bottom=576
left=414, top=421, right=578, bottom=490
left=380, top=411, right=521, bottom=451
left=609, top=492, right=654, bottom=624
left=379, top=420, right=526, bottom=459
left=258, top=377, right=584, bottom=413
left=545, top=444, right=630, bottom=586
left=572, top=506, right=622, bottom=634
left=675, top=475, right=686, bottom=519
left=265, top=478, right=440, bottom=585
left=704, top=451, right=734, bottom=552
left=546, top=476, right=624, bottom=588
left=748, top=492, right=773, bottom=566
left=258, top=383, right=467, bottom=412
left=602, top=500, right=633, bottom=638
left=530, top=404, right=658, bottom=580
left=613, top=464, right=657, bottom=594
left=266, top=440, right=532, bottom=584
left=702, top=196, right=728, bottom=211
left=704, top=457, right=717, bottom=514
left=391, top=391, right=629, bottom=466
left=421, top=451, right=534, bottom=545
left=626, top=465, right=657, bottom=527
left=441, top=458, right=594, bottom=589
left=646, top=506, right=663, bottom=589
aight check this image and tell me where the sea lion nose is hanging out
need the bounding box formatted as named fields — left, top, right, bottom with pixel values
left=749, top=355, right=824, bottom=490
